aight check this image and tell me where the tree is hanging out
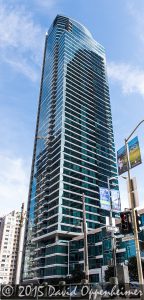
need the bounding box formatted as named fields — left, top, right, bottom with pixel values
left=70, top=267, right=85, bottom=283
left=105, top=266, right=114, bottom=282
left=47, top=277, right=65, bottom=285
left=128, top=256, right=144, bottom=281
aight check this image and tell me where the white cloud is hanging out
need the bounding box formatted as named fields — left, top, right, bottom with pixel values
left=127, top=2, right=144, bottom=46
left=108, top=62, right=144, bottom=96
left=0, top=153, right=30, bottom=216
left=0, top=0, right=61, bottom=80
left=35, top=0, right=58, bottom=10
left=0, top=1, right=44, bottom=80
left=0, top=3, right=42, bottom=53
left=4, top=56, right=39, bottom=82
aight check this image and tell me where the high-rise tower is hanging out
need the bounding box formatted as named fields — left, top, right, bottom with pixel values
left=22, top=15, right=119, bottom=281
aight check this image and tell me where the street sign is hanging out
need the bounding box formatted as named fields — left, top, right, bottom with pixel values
left=122, top=235, right=134, bottom=241
left=106, top=226, right=119, bottom=233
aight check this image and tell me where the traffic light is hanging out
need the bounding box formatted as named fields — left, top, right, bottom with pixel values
left=135, top=210, right=142, bottom=232
left=120, top=211, right=133, bottom=234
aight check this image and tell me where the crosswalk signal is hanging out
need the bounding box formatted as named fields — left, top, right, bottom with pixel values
left=120, top=211, right=133, bottom=234
left=135, top=210, right=142, bottom=232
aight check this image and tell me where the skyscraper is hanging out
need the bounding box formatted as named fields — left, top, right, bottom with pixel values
left=22, top=15, right=119, bottom=281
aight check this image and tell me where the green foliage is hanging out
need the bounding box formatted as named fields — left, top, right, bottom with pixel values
left=70, top=268, right=85, bottom=283
left=128, top=256, right=144, bottom=281
left=105, top=266, right=114, bottom=282
left=42, top=268, right=85, bottom=285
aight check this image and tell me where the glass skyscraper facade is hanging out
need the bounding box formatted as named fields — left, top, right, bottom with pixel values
left=22, top=15, right=119, bottom=281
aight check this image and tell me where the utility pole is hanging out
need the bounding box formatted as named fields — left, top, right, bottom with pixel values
left=82, top=193, right=89, bottom=282
left=125, top=140, right=144, bottom=297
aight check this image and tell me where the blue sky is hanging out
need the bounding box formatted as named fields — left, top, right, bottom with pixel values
left=0, top=0, right=144, bottom=215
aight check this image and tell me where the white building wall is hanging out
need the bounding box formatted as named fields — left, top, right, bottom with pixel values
left=0, top=209, right=24, bottom=284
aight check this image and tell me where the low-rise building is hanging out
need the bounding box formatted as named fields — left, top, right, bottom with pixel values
left=69, top=209, right=144, bottom=282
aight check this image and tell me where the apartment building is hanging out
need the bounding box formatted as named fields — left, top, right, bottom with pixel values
left=0, top=205, right=25, bottom=284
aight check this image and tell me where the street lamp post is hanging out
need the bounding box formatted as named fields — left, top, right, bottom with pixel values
left=67, top=240, right=70, bottom=277
left=33, top=277, right=40, bottom=300
left=107, top=176, right=118, bottom=283
left=125, top=120, right=144, bottom=297
left=16, top=203, right=26, bottom=284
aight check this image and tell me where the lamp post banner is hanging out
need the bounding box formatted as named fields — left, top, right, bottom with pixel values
left=117, top=136, right=142, bottom=175
left=111, top=190, right=121, bottom=211
left=128, top=136, right=142, bottom=169
left=117, top=145, right=127, bottom=175
left=99, top=187, right=111, bottom=210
